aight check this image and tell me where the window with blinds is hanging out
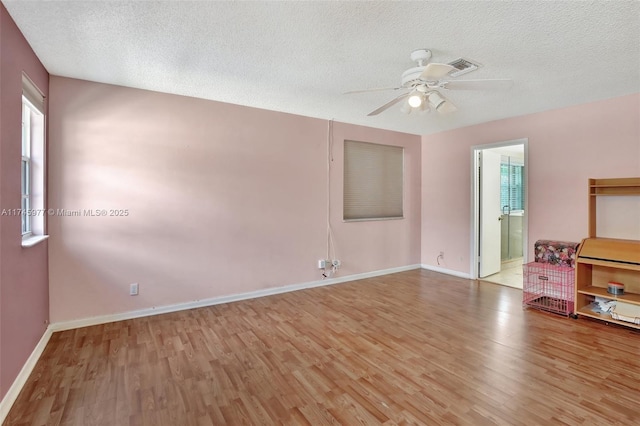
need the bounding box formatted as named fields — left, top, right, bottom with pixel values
left=500, top=162, right=524, bottom=211
left=343, top=140, right=403, bottom=221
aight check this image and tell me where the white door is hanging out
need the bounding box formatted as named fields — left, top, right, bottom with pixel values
left=479, top=150, right=502, bottom=278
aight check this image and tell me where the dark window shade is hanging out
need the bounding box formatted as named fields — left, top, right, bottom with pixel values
left=344, top=140, right=403, bottom=220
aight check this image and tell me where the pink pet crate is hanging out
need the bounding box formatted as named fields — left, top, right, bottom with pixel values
left=523, top=262, right=575, bottom=316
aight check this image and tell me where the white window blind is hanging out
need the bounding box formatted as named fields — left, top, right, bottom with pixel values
left=500, top=162, right=524, bottom=211
left=344, top=140, right=403, bottom=221
left=21, top=102, right=32, bottom=235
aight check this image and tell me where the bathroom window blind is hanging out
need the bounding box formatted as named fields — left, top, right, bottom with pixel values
left=500, top=163, right=524, bottom=211
left=343, top=140, right=403, bottom=221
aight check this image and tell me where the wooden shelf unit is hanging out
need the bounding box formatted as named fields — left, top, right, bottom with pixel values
left=576, top=177, right=640, bottom=327
left=588, top=177, right=640, bottom=237
left=575, top=306, right=640, bottom=330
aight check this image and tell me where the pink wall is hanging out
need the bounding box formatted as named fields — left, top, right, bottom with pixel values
left=0, top=6, right=3, bottom=399
left=0, top=4, right=50, bottom=399
left=47, top=76, right=421, bottom=323
left=421, top=93, right=640, bottom=274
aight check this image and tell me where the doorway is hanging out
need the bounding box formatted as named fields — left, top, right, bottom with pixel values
left=471, top=139, right=528, bottom=288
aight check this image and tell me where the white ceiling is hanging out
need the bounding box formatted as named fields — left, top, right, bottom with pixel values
left=3, top=1, right=639, bottom=136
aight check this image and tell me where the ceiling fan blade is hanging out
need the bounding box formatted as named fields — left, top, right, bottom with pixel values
left=442, top=79, right=514, bottom=91
left=343, top=87, right=403, bottom=95
left=367, top=92, right=410, bottom=116
left=419, top=63, right=455, bottom=80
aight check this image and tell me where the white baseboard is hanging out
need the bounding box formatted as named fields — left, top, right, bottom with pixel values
left=49, top=264, right=422, bottom=332
left=421, top=264, right=472, bottom=279
left=0, top=328, right=53, bottom=424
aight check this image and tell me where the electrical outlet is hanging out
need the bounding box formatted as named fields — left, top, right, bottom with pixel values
left=318, top=259, right=328, bottom=269
left=130, top=283, right=139, bottom=296
left=332, top=259, right=341, bottom=268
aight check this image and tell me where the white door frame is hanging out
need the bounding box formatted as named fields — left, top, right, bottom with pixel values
left=470, top=138, right=529, bottom=280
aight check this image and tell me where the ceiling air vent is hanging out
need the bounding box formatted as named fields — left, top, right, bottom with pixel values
left=447, top=58, right=481, bottom=77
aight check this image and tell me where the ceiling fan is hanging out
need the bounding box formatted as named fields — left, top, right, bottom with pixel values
left=345, top=49, right=513, bottom=116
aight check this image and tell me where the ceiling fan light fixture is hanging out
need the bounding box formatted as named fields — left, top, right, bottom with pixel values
left=428, top=92, right=446, bottom=110
left=346, top=49, right=509, bottom=117
left=437, top=101, right=457, bottom=114
left=400, top=100, right=412, bottom=114
left=418, top=101, right=430, bottom=115
left=408, top=93, right=423, bottom=108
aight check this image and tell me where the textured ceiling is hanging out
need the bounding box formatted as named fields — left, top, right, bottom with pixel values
left=3, top=1, right=639, bottom=136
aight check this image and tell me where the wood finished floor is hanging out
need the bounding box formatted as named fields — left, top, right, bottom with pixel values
left=5, top=269, right=640, bottom=425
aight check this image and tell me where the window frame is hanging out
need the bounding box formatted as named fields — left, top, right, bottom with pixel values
left=20, top=74, right=48, bottom=247
left=21, top=99, right=34, bottom=236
